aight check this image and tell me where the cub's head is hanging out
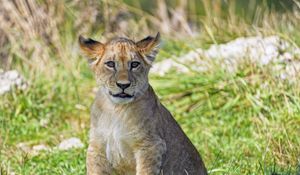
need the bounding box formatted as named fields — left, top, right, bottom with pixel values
left=79, top=33, right=160, bottom=104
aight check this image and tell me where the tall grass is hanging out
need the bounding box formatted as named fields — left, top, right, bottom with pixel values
left=0, top=0, right=299, bottom=72
left=151, top=60, right=300, bottom=173
left=1, top=0, right=300, bottom=174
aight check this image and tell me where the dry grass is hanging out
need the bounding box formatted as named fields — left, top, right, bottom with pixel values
left=0, top=0, right=299, bottom=71
left=0, top=0, right=300, bottom=174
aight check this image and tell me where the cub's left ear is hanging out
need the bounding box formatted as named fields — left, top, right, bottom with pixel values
left=136, top=32, right=160, bottom=64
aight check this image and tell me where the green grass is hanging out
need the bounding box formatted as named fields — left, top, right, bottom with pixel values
left=1, top=148, right=86, bottom=175
left=151, top=65, right=300, bottom=174
left=1, top=53, right=300, bottom=174
left=1, top=0, right=300, bottom=174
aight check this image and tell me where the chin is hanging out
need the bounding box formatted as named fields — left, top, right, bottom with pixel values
left=109, top=96, right=135, bottom=104
left=102, top=88, right=136, bottom=104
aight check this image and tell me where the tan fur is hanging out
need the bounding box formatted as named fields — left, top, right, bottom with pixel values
left=79, top=33, right=207, bottom=175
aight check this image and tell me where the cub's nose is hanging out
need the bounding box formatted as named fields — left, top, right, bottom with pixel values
left=116, top=82, right=131, bottom=90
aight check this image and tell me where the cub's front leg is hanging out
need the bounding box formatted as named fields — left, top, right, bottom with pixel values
left=135, top=140, right=166, bottom=175
left=86, top=141, right=112, bottom=175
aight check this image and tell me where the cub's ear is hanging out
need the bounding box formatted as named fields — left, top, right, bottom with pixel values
left=78, top=35, right=104, bottom=64
left=136, top=32, right=160, bottom=64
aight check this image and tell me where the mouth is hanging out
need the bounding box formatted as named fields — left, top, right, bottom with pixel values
left=109, top=91, right=134, bottom=98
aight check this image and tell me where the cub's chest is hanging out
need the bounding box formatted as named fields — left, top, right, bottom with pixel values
left=93, top=113, right=140, bottom=167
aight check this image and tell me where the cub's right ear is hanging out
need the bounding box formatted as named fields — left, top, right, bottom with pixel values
left=78, top=35, right=105, bottom=64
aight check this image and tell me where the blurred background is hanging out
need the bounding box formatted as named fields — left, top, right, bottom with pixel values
left=0, top=0, right=299, bottom=174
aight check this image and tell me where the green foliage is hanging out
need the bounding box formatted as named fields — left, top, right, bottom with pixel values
left=151, top=65, right=300, bottom=174
left=1, top=0, right=300, bottom=174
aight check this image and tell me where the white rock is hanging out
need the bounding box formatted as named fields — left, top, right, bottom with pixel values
left=5, top=70, right=19, bottom=80
left=151, top=59, right=190, bottom=76
left=0, top=83, right=11, bottom=95
left=32, top=144, right=50, bottom=151
left=151, top=35, right=300, bottom=80
left=16, top=142, right=31, bottom=152
left=0, top=70, right=28, bottom=95
left=58, top=137, right=84, bottom=150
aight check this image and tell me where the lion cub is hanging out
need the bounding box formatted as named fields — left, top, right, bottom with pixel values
left=79, top=33, right=207, bottom=175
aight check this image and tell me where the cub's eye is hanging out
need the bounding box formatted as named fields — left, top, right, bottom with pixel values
left=131, top=61, right=140, bottom=69
left=105, top=61, right=115, bottom=68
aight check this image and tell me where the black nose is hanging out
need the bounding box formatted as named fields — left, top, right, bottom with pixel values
left=116, top=82, right=131, bottom=90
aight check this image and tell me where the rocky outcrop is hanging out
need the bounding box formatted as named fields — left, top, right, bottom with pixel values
left=151, top=36, right=300, bottom=82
